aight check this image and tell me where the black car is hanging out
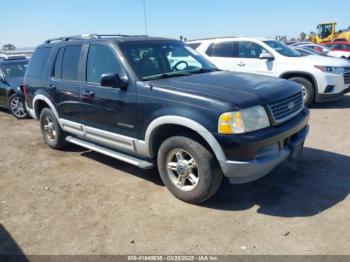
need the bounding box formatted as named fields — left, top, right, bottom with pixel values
left=0, top=56, right=29, bottom=119
left=24, top=34, right=309, bottom=203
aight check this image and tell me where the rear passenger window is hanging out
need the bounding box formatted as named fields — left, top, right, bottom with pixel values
left=26, top=47, right=51, bottom=77
left=207, top=42, right=238, bottom=58
left=86, top=45, right=122, bottom=84
left=53, top=47, right=64, bottom=78
left=61, top=45, right=82, bottom=81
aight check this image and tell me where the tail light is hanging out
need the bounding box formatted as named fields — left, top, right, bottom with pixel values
left=21, top=83, right=28, bottom=99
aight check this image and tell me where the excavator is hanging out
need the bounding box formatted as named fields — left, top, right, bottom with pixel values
left=310, top=22, right=350, bottom=43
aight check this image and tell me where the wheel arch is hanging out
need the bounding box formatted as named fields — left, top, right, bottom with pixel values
left=135, top=116, right=227, bottom=163
left=279, top=71, right=318, bottom=93
left=32, top=94, right=59, bottom=121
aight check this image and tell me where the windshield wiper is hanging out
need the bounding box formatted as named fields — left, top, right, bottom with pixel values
left=142, top=71, right=192, bottom=81
left=189, top=68, right=221, bottom=74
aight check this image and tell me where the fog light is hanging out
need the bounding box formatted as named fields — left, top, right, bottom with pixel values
left=324, top=85, right=335, bottom=93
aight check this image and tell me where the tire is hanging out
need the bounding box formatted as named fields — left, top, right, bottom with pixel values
left=39, top=108, right=66, bottom=149
left=8, top=94, right=28, bottom=119
left=288, top=77, right=315, bottom=106
left=157, top=136, right=223, bottom=204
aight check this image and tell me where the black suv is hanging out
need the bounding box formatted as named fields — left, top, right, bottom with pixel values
left=24, top=34, right=309, bottom=203
left=0, top=56, right=29, bottom=119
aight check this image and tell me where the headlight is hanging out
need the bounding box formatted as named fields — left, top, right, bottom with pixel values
left=314, top=65, right=344, bottom=75
left=218, top=105, right=270, bottom=134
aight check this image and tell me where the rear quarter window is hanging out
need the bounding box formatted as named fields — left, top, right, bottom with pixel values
left=26, top=47, right=51, bottom=77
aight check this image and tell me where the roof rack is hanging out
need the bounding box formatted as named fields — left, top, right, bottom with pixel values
left=44, top=34, right=148, bottom=44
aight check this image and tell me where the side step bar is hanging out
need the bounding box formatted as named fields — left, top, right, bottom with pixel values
left=65, top=136, right=154, bottom=169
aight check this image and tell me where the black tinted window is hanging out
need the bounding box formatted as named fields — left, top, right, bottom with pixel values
left=187, top=43, right=201, bottom=50
left=86, top=45, right=122, bottom=84
left=62, top=45, right=82, bottom=81
left=239, top=41, right=268, bottom=58
left=207, top=42, right=238, bottom=58
left=53, top=47, right=64, bottom=78
left=26, top=47, right=51, bottom=77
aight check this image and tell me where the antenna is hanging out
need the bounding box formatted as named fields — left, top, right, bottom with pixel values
left=142, top=0, right=148, bottom=36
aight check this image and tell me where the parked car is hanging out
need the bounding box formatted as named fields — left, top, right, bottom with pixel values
left=322, top=41, right=350, bottom=59
left=290, top=42, right=350, bottom=59
left=0, top=56, right=29, bottom=119
left=187, top=37, right=350, bottom=105
left=293, top=46, right=329, bottom=57
left=24, top=34, right=309, bottom=203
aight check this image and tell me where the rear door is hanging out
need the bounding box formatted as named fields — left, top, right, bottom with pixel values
left=80, top=42, right=137, bottom=151
left=49, top=44, right=83, bottom=123
left=235, top=41, right=275, bottom=76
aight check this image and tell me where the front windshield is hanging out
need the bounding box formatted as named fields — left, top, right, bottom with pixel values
left=1, top=63, right=28, bottom=78
left=317, top=24, right=332, bottom=39
left=119, top=41, right=217, bottom=80
left=264, top=40, right=302, bottom=57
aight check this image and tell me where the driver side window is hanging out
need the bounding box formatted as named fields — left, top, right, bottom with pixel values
left=86, top=45, right=123, bottom=84
left=238, top=41, right=268, bottom=58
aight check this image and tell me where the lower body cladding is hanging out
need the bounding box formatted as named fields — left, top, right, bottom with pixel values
left=216, top=108, right=310, bottom=184
left=316, top=72, right=350, bottom=103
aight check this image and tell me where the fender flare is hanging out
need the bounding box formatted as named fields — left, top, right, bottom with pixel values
left=135, top=115, right=227, bottom=162
left=32, top=94, right=60, bottom=121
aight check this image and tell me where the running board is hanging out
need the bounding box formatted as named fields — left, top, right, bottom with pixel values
left=65, top=136, right=154, bottom=169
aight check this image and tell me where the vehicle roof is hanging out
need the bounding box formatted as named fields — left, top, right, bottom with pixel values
left=187, top=36, right=272, bottom=43
left=0, top=57, right=28, bottom=65
left=323, top=41, right=350, bottom=44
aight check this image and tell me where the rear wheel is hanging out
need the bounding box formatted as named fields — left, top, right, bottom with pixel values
left=9, top=94, right=28, bottom=119
left=157, top=136, right=223, bottom=204
left=288, top=77, right=315, bottom=106
left=39, top=108, right=66, bottom=149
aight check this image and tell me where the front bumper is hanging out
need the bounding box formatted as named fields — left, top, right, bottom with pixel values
left=216, top=108, right=310, bottom=184
left=316, top=86, right=350, bottom=102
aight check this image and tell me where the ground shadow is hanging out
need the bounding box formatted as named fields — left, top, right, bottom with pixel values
left=203, top=147, right=350, bottom=217
left=81, top=147, right=350, bottom=218
left=309, top=94, right=350, bottom=109
left=0, top=224, right=27, bottom=259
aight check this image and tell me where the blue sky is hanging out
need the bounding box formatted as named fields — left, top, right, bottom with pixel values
left=2, top=0, right=350, bottom=48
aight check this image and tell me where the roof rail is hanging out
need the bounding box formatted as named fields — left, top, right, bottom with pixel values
left=44, top=34, right=148, bottom=44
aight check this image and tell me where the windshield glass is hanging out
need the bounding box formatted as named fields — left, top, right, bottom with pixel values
left=264, top=40, right=302, bottom=57
left=119, top=41, right=217, bottom=80
left=1, top=62, right=28, bottom=78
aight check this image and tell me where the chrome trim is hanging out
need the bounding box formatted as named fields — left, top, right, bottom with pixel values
left=60, top=119, right=84, bottom=137
left=65, top=136, right=154, bottom=169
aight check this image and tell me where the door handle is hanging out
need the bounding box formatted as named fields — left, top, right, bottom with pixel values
left=82, top=90, right=94, bottom=97
left=237, top=62, right=246, bottom=67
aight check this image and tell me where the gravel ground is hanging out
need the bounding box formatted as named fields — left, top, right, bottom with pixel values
left=0, top=95, right=349, bottom=255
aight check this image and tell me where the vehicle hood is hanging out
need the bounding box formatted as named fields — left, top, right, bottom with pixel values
left=150, top=71, right=301, bottom=109
left=285, top=55, right=350, bottom=67
left=5, top=77, right=23, bottom=88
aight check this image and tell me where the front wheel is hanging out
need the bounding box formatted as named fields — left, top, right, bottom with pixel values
left=9, top=94, right=28, bottom=119
left=289, top=77, right=315, bottom=106
left=157, top=136, right=223, bottom=204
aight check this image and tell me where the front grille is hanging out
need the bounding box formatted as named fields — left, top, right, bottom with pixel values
left=344, top=67, right=350, bottom=84
left=268, top=91, right=304, bottom=124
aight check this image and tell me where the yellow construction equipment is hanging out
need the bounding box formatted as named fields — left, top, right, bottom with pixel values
left=310, top=22, right=350, bottom=43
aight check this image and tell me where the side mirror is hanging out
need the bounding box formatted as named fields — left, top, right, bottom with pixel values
left=100, top=73, right=128, bottom=90
left=260, top=53, right=274, bottom=60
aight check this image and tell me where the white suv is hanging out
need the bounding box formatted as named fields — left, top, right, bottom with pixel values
left=187, top=37, right=350, bottom=105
